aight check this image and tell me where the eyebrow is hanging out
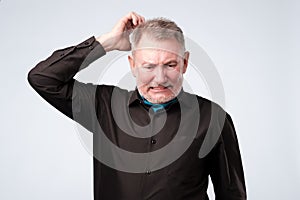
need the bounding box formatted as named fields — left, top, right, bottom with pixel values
left=141, top=62, right=156, bottom=66
left=164, top=61, right=178, bottom=65
left=140, top=59, right=178, bottom=66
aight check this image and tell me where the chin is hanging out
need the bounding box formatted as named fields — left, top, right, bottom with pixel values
left=144, top=93, right=175, bottom=104
left=138, top=86, right=180, bottom=104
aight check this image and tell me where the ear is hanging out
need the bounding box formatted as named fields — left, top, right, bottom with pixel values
left=128, top=55, right=136, bottom=77
left=182, top=51, right=190, bottom=74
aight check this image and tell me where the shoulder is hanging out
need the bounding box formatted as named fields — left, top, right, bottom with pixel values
left=182, top=90, right=229, bottom=116
left=95, top=84, right=133, bottom=102
left=182, top=90, right=234, bottom=132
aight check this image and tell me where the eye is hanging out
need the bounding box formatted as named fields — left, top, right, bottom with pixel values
left=143, top=66, right=154, bottom=70
left=142, top=64, right=155, bottom=71
left=165, top=63, right=177, bottom=69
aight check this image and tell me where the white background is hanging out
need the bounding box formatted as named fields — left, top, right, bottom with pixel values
left=1, top=0, right=299, bottom=199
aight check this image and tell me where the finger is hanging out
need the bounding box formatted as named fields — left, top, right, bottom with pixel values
left=137, top=16, right=144, bottom=25
left=134, top=18, right=138, bottom=26
left=131, top=12, right=145, bottom=26
left=122, top=12, right=144, bottom=29
left=135, top=14, right=145, bottom=25
left=129, top=12, right=138, bottom=26
left=121, top=12, right=135, bottom=26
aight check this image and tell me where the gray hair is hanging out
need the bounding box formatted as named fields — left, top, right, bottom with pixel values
left=130, top=18, right=186, bottom=52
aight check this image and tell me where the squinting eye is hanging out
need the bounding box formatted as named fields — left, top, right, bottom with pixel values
left=167, top=64, right=176, bottom=69
left=145, top=66, right=154, bottom=69
left=142, top=65, right=155, bottom=71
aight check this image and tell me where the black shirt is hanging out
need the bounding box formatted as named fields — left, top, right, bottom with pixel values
left=28, top=36, right=246, bottom=200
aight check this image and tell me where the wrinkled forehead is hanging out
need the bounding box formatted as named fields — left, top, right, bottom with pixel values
left=132, top=35, right=185, bottom=57
left=133, top=48, right=183, bottom=65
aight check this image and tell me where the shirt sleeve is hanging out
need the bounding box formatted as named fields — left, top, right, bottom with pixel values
left=27, top=36, right=106, bottom=132
left=209, top=113, right=247, bottom=200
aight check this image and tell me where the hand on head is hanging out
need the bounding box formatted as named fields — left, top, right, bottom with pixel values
left=96, top=12, right=145, bottom=52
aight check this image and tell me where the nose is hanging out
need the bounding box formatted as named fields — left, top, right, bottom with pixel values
left=153, top=66, right=167, bottom=84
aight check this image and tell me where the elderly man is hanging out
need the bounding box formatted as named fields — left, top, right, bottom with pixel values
left=28, top=12, right=246, bottom=200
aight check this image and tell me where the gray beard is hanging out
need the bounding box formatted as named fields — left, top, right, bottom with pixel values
left=137, top=86, right=181, bottom=104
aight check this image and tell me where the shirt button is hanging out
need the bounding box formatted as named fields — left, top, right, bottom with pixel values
left=89, top=46, right=94, bottom=50
left=151, top=139, right=156, bottom=144
left=146, top=170, right=151, bottom=175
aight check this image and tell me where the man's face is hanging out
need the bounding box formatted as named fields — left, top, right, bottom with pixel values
left=128, top=36, right=189, bottom=104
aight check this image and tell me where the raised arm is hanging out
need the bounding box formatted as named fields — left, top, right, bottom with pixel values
left=29, top=36, right=106, bottom=116
left=27, top=12, right=144, bottom=128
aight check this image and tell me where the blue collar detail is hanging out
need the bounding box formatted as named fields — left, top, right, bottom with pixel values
left=140, top=96, right=178, bottom=112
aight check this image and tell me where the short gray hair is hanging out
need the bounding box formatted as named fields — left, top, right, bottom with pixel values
left=130, top=18, right=185, bottom=52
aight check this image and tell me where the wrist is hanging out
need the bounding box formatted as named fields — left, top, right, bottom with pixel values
left=96, top=34, right=114, bottom=52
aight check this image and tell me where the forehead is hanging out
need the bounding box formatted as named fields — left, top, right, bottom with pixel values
left=133, top=36, right=184, bottom=62
left=134, top=49, right=181, bottom=64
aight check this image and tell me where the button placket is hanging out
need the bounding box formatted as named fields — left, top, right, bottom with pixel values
left=146, top=170, right=151, bottom=175
left=151, top=138, right=156, bottom=144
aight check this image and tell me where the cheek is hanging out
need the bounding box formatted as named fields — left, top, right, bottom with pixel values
left=167, top=70, right=183, bottom=83
left=136, top=71, right=154, bottom=85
